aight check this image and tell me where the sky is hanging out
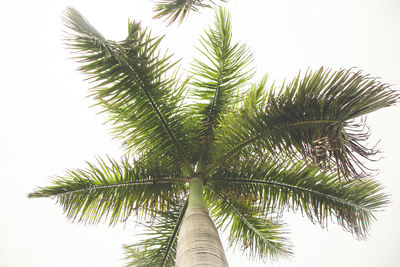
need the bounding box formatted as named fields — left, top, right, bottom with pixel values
left=1, top=0, right=400, bottom=266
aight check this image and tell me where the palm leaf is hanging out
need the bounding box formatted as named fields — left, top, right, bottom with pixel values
left=206, top=185, right=291, bottom=260
left=123, top=198, right=188, bottom=267
left=209, top=68, right=399, bottom=179
left=208, top=156, right=389, bottom=238
left=189, top=8, right=253, bottom=168
left=191, top=7, right=253, bottom=137
left=64, top=7, right=195, bottom=174
left=28, top=157, right=185, bottom=225
left=153, top=0, right=226, bottom=24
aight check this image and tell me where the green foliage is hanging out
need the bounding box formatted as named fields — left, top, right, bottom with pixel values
left=208, top=156, right=389, bottom=238
left=206, top=185, right=292, bottom=260
left=210, top=68, right=398, bottom=179
left=29, top=7, right=398, bottom=266
left=154, top=0, right=226, bottom=24
left=64, top=7, right=196, bottom=174
left=29, top=157, right=185, bottom=225
left=123, top=199, right=188, bottom=266
left=190, top=8, right=253, bottom=141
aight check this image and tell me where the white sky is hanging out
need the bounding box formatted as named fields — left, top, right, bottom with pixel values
left=1, top=0, right=400, bottom=266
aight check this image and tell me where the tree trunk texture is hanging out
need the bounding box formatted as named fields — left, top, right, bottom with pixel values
left=176, top=207, right=229, bottom=267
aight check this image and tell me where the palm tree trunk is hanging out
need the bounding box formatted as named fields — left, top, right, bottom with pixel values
left=176, top=177, right=229, bottom=267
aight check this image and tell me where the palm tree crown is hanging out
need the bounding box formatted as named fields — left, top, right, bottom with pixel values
left=29, top=7, right=398, bottom=266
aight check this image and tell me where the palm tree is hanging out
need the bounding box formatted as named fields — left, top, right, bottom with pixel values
left=29, top=7, right=398, bottom=266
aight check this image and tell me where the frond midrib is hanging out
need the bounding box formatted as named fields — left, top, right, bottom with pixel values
left=210, top=177, right=378, bottom=213
left=117, top=54, right=195, bottom=176
left=205, top=32, right=228, bottom=128
left=37, top=177, right=184, bottom=198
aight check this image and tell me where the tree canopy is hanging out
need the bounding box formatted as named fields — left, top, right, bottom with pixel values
left=29, top=7, right=398, bottom=266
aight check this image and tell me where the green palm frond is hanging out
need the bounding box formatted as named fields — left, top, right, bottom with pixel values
left=241, top=74, right=269, bottom=108
left=206, top=185, right=291, bottom=260
left=209, top=157, right=389, bottom=238
left=64, top=7, right=195, bottom=174
left=154, top=0, right=226, bottom=24
left=209, top=68, right=399, bottom=179
left=123, top=199, right=188, bottom=267
left=191, top=8, right=253, bottom=138
left=28, top=157, right=185, bottom=225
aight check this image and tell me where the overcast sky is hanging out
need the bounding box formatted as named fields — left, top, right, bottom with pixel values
left=1, top=0, right=400, bottom=266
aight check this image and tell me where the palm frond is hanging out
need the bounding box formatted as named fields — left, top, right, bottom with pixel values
left=190, top=7, right=253, bottom=141
left=209, top=157, right=389, bottom=238
left=209, top=68, right=399, bottom=179
left=28, top=157, right=185, bottom=225
left=206, top=185, right=291, bottom=261
left=153, top=0, right=226, bottom=24
left=64, top=7, right=195, bottom=174
left=123, top=198, right=188, bottom=267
